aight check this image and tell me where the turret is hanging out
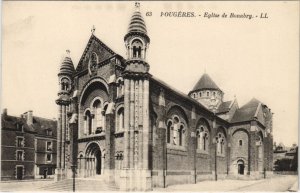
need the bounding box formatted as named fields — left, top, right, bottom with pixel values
left=189, top=73, right=223, bottom=111
left=123, top=2, right=150, bottom=75
left=55, top=50, right=75, bottom=181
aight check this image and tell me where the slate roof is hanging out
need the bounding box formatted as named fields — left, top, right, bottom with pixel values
left=217, top=101, right=233, bottom=114
left=33, top=116, right=57, bottom=137
left=1, top=114, right=34, bottom=133
left=231, top=98, right=261, bottom=123
left=191, top=73, right=221, bottom=92
left=1, top=114, right=57, bottom=136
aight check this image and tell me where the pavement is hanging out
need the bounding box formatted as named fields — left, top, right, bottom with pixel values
left=154, top=175, right=298, bottom=192
left=288, top=181, right=298, bottom=192
left=0, top=174, right=297, bottom=192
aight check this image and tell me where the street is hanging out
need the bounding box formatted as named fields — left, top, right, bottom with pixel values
left=155, top=175, right=298, bottom=192
left=0, top=175, right=297, bottom=192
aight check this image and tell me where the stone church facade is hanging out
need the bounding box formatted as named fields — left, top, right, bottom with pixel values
left=55, top=3, right=273, bottom=191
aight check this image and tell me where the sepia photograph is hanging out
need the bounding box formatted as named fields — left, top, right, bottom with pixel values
left=1, top=1, right=299, bottom=192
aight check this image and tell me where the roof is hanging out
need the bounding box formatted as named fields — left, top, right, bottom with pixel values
left=1, top=113, right=57, bottom=136
left=33, top=116, right=57, bottom=137
left=1, top=114, right=34, bottom=133
left=230, top=98, right=261, bottom=123
left=150, top=76, right=230, bottom=125
left=127, top=11, right=147, bottom=34
left=217, top=100, right=233, bottom=114
left=191, top=73, right=221, bottom=93
left=59, top=51, right=75, bottom=76
left=76, top=34, right=118, bottom=72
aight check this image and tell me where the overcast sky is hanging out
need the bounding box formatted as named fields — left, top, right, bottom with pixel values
left=2, top=1, right=299, bottom=146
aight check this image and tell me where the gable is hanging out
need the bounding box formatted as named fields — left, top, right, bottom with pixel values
left=76, top=35, right=116, bottom=72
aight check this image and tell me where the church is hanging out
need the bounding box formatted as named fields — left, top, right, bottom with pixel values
left=55, top=3, right=273, bottom=191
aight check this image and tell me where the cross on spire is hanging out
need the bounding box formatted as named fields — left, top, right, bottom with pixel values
left=91, top=25, right=96, bottom=34
left=135, top=2, right=140, bottom=10
left=66, top=50, right=70, bottom=57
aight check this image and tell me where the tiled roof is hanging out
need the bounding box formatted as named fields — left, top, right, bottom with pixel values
left=230, top=98, right=261, bottom=123
left=217, top=101, right=232, bottom=114
left=191, top=73, right=221, bottom=92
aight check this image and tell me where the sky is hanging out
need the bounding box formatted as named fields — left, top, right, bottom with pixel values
left=2, top=1, right=299, bottom=147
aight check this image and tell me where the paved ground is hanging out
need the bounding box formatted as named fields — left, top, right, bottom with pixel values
left=0, top=175, right=297, bottom=192
left=155, top=175, right=298, bottom=192
left=0, top=179, right=54, bottom=192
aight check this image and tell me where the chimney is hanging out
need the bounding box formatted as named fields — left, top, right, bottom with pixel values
left=3, top=108, right=7, bottom=116
left=26, top=110, right=33, bottom=125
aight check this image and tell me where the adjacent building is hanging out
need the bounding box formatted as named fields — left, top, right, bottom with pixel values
left=1, top=109, right=57, bottom=180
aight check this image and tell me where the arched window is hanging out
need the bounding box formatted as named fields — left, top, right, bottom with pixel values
left=116, top=78, right=124, bottom=98
left=166, top=115, right=186, bottom=147
left=85, top=110, right=92, bottom=135
left=199, top=92, right=202, bottom=97
left=207, top=91, right=209, bottom=97
left=239, top=140, right=243, bottom=146
left=197, top=125, right=210, bottom=152
left=91, top=52, right=98, bottom=65
left=216, top=132, right=226, bottom=156
left=132, top=40, right=143, bottom=58
left=61, top=77, right=70, bottom=91
left=117, top=107, right=124, bottom=132
left=179, top=125, right=185, bottom=146
left=93, top=100, right=102, bottom=133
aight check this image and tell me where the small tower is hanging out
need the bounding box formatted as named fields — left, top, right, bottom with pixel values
left=189, top=73, right=223, bottom=111
left=124, top=2, right=150, bottom=73
left=120, top=2, right=152, bottom=191
left=55, top=50, right=75, bottom=181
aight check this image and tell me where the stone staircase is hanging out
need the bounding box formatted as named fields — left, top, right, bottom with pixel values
left=37, top=176, right=119, bottom=192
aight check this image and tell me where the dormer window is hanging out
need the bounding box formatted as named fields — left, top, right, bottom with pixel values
left=46, top=129, right=52, bottom=136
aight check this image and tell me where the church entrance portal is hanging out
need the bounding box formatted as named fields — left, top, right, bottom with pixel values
left=237, top=160, right=245, bottom=175
left=85, top=143, right=102, bottom=176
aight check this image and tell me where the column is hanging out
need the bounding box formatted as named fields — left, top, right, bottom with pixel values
left=123, top=79, right=130, bottom=169
left=57, top=105, right=62, bottom=169
left=61, top=105, right=66, bottom=170
left=129, top=80, right=135, bottom=169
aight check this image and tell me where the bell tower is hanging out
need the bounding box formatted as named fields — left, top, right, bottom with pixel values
left=120, top=2, right=152, bottom=191
left=55, top=50, right=75, bottom=181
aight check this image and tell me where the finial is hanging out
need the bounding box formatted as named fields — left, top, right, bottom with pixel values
left=135, top=2, right=140, bottom=11
left=91, top=25, right=96, bottom=34
left=66, top=50, right=70, bottom=57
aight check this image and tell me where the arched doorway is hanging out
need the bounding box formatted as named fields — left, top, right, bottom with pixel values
left=85, top=142, right=102, bottom=177
left=237, top=160, right=245, bottom=175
